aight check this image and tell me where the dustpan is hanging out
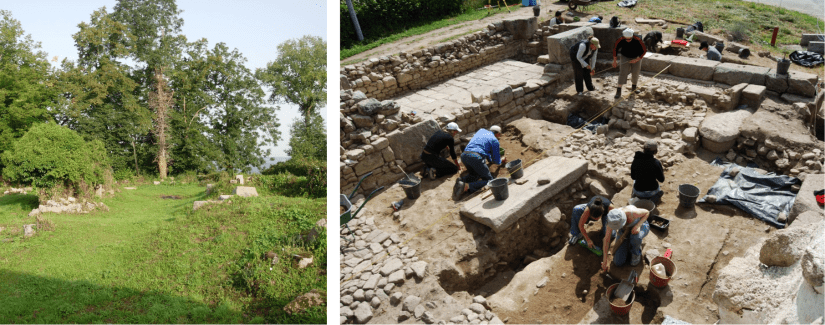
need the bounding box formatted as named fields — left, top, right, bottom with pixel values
left=614, top=269, right=638, bottom=301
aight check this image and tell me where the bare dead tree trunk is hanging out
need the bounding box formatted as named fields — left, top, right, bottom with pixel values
left=149, top=67, right=173, bottom=179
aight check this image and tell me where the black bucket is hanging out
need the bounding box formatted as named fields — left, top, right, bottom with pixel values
left=777, top=59, right=791, bottom=75
left=678, top=184, right=700, bottom=208
left=505, top=159, right=524, bottom=179
left=675, top=27, right=685, bottom=39
left=489, top=178, right=509, bottom=201
left=715, top=41, right=724, bottom=52
left=533, top=6, right=540, bottom=16
left=399, top=175, right=421, bottom=199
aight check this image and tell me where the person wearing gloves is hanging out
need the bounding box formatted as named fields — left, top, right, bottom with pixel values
left=612, top=28, right=647, bottom=99
left=421, top=122, right=462, bottom=180
left=454, top=126, right=506, bottom=200
left=569, top=36, right=600, bottom=96
left=568, top=196, right=617, bottom=248
left=602, top=205, right=651, bottom=271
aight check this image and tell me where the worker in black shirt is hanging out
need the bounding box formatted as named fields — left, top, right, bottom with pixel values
left=612, top=28, right=647, bottom=99
left=421, top=122, right=462, bottom=180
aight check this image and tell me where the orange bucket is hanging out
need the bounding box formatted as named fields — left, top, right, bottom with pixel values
left=649, top=249, right=677, bottom=288
left=605, top=283, right=635, bottom=315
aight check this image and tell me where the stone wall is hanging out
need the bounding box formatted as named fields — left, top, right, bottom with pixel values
left=340, top=71, right=561, bottom=194
left=341, top=18, right=542, bottom=101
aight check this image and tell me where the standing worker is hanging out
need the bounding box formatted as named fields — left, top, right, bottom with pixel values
left=454, top=126, right=507, bottom=200
left=421, top=122, right=462, bottom=180
left=699, top=41, right=721, bottom=61
left=630, top=140, right=665, bottom=203
left=569, top=36, right=600, bottom=96
left=612, top=28, right=647, bottom=99
left=568, top=196, right=617, bottom=248
left=602, top=205, right=651, bottom=270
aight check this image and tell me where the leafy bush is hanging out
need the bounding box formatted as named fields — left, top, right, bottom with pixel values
left=1, top=123, right=113, bottom=197
left=340, top=0, right=464, bottom=49
left=262, top=159, right=326, bottom=198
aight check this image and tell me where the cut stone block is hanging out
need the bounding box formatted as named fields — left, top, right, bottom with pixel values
left=668, top=56, right=720, bottom=81
left=641, top=52, right=674, bottom=74
left=789, top=173, right=825, bottom=225
left=387, top=119, right=440, bottom=166
left=546, top=27, right=594, bottom=65
left=741, top=84, right=766, bottom=108
left=688, top=31, right=725, bottom=45
left=712, top=63, right=770, bottom=86
left=699, top=108, right=754, bottom=153
left=503, top=17, right=539, bottom=40
left=591, top=23, right=624, bottom=55
left=787, top=70, right=819, bottom=97
left=808, top=41, right=824, bottom=54
left=800, top=34, right=825, bottom=46
left=765, top=71, right=789, bottom=93
left=459, top=156, right=587, bottom=232
left=233, top=186, right=259, bottom=197
left=193, top=201, right=209, bottom=211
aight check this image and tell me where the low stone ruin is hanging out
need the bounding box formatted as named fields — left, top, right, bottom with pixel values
left=3, top=187, right=31, bottom=195
left=28, top=197, right=109, bottom=216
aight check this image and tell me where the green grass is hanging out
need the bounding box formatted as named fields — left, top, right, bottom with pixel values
left=0, top=183, right=326, bottom=323
left=341, top=6, right=513, bottom=61
left=586, top=0, right=824, bottom=53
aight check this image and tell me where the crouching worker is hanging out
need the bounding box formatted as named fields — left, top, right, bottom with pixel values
left=421, top=122, right=462, bottom=180
left=602, top=206, right=650, bottom=270
left=454, top=125, right=506, bottom=200
left=568, top=196, right=617, bottom=249
left=630, top=140, right=665, bottom=203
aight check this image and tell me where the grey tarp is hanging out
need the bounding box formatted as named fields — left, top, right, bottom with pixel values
left=697, top=158, right=801, bottom=228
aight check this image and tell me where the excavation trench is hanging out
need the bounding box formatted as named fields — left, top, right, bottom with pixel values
left=341, top=58, right=822, bottom=324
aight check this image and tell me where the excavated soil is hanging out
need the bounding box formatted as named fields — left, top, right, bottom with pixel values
left=354, top=114, right=779, bottom=324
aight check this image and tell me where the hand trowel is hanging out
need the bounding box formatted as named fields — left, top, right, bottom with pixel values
left=614, top=269, right=638, bottom=302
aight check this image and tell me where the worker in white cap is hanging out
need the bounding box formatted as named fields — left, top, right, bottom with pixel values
left=611, top=28, right=647, bottom=99
left=569, top=36, right=600, bottom=96
left=602, top=206, right=650, bottom=271
left=421, top=122, right=462, bottom=180
left=454, top=125, right=506, bottom=200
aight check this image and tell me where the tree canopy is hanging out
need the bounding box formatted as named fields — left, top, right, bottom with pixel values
left=0, top=2, right=322, bottom=181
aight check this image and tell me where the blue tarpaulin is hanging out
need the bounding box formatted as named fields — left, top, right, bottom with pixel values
left=697, top=158, right=801, bottom=228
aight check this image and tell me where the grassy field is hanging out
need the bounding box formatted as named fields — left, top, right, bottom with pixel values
left=583, top=0, right=824, bottom=52
left=341, top=4, right=513, bottom=61
left=0, top=182, right=326, bottom=323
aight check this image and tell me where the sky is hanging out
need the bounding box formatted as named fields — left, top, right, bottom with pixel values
left=3, top=0, right=327, bottom=157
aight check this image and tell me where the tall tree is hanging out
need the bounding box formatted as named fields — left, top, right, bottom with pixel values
left=172, top=40, right=280, bottom=173
left=286, top=113, right=325, bottom=161
left=56, top=7, right=150, bottom=175
left=112, top=0, right=185, bottom=179
left=0, top=10, right=57, bottom=159
left=255, top=35, right=326, bottom=127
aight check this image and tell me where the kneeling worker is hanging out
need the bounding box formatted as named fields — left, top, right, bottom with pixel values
left=568, top=196, right=617, bottom=249
left=454, top=126, right=506, bottom=200
left=421, top=122, right=462, bottom=180
left=602, top=205, right=651, bottom=270
left=630, top=140, right=665, bottom=203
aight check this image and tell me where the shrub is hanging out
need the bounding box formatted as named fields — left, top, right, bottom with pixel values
left=262, top=159, right=326, bottom=198
left=1, top=123, right=113, bottom=197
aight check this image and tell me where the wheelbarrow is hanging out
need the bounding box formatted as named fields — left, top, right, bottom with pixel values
left=341, top=172, right=384, bottom=242
left=568, top=0, right=597, bottom=10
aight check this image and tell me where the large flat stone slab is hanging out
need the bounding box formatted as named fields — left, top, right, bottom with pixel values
left=546, top=26, right=594, bottom=65
left=787, top=70, right=819, bottom=97
left=641, top=52, right=675, bottom=74
left=459, top=156, right=587, bottom=232
left=387, top=119, right=440, bottom=166
left=699, top=108, right=754, bottom=153
left=591, top=23, right=624, bottom=55
left=712, top=63, right=771, bottom=86
left=668, top=56, right=720, bottom=81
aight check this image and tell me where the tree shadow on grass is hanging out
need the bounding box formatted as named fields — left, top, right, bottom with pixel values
left=0, top=270, right=244, bottom=324
left=0, top=194, right=39, bottom=213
